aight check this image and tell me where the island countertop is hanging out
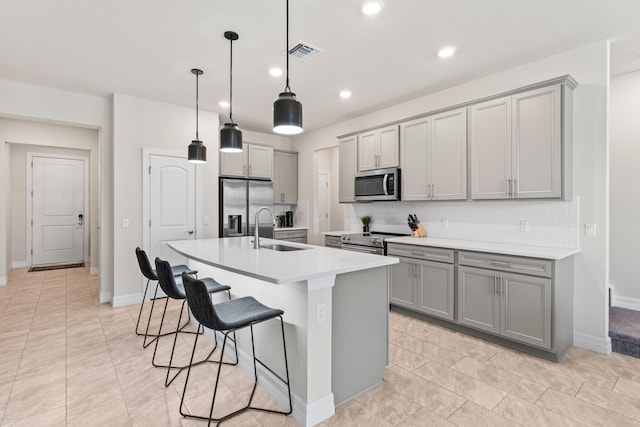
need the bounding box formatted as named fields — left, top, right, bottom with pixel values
left=168, top=237, right=398, bottom=284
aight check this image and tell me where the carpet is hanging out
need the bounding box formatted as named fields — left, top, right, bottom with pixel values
left=28, top=262, right=85, bottom=272
left=609, top=306, right=640, bottom=358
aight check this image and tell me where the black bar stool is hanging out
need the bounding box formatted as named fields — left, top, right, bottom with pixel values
left=134, top=247, right=197, bottom=348
left=180, top=272, right=292, bottom=425
left=153, top=257, right=233, bottom=386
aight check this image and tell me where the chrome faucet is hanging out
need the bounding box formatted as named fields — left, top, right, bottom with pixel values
left=254, top=206, right=277, bottom=249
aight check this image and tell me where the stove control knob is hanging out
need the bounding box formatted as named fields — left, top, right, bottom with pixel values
left=342, top=236, right=350, bottom=242
left=372, top=238, right=381, bottom=245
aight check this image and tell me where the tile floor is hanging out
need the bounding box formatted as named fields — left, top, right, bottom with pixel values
left=1, top=266, right=640, bottom=426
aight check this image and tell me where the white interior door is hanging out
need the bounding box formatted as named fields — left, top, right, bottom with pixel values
left=149, top=154, right=196, bottom=267
left=32, top=156, right=85, bottom=265
left=318, top=172, right=330, bottom=233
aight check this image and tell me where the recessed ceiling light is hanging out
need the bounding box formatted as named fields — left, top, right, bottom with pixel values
left=361, top=1, right=383, bottom=15
left=339, top=90, right=352, bottom=99
left=437, top=46, right=456, bottom=58
left=219, top=101, right=230, bottom=108
left=269, top=67, right=283, bottom=77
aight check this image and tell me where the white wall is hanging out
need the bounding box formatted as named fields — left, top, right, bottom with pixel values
left=111, top=93, right=219, bottom=304
left=0, top=79, right=111, bottom=295
left=610, top=70, right=640, bottom=308
left=294, top=40, right=610, bottom=352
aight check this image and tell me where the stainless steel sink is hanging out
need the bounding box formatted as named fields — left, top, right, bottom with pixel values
left=260, top=243, right=309, bottom=252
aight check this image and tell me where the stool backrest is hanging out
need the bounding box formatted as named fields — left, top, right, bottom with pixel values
left=182, top=273, right=224, bottom=331
left=135, top=247, right=157, bottom=281
left=155, top=257, right=185, bottom=300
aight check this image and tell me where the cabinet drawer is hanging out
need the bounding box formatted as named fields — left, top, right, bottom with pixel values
left=458, top=251, right=552, bottom=278
left=387, top=243, right=454, bottom=264
left=325, top=235, right=342, bottom=247
left=274, top=229, right=307, bottom=240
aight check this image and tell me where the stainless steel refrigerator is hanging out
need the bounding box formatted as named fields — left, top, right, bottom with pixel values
left=219, top=178, right=274, bottom=238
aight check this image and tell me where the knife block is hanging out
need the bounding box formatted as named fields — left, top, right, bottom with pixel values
left=411, top=221, right=427, bottom=237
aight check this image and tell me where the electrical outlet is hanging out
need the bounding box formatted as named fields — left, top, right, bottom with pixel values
left=122, top=218, right=129, bottom=228
left=316, top=304, right=326, bottom=323
left=203, top=216, right=209, bottom=225
left=441, top=218, right=448, bottom=229
left=519, top=220, right=530, bottom=232
left=585, top=224, right=597, bottom=237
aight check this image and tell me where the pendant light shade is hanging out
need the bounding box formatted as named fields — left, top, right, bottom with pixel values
left=273, top=0, right=303, bottom=135
left=187, top=68, right=207, bottom=163
left=220, top=31, right=243, bottom=153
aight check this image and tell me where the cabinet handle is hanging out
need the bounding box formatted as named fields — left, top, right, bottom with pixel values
left=513, top=179, right=517, bottom=196
left=506, top=179, right=509, bottom=196
left=249, top=165, right=252, bottom=176
left=243, top=164, right=247, bottom=175
left=494, top=276, right=498, bottom=294
left=500, top=277, right=504, bottom=294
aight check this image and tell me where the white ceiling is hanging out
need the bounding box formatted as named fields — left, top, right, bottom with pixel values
left=2, top=0, right=640, bottom=134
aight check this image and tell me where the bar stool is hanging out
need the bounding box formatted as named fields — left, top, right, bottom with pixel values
left=153, top=257, right=232, bottom=386
left=180, top=272, right=292, bottom=425
left=134, top=247, right=197, bottom=348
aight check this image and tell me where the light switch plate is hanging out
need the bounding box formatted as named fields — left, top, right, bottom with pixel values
left=585, top=223, right=597, bottom=237
left=122, top=218, right=130, bottom=228
left=520, top=220, right=530, bottom=232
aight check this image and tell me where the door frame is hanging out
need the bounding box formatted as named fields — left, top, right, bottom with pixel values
left=317, top=170, right=331, bottom=234
left=142, top=148, right=202, bottom=265
left=26, top=152, right=90, bottom=266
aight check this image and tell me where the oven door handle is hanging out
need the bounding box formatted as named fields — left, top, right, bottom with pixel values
left=382, top=173, right=389, bottom=195
left=341, top=244, right=383, bottom=255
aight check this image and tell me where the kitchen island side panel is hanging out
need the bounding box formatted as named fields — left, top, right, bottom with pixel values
left=332, top=266, right=389, bottom=404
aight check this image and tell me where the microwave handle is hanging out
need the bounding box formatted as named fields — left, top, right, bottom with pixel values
left=382, top=173, right=389, bottom=195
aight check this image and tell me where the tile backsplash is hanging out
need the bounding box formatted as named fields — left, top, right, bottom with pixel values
left=349, top=197, right=579, bottom=248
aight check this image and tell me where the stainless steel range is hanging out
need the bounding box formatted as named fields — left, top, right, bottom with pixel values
left=341, top=232, right=408, bottom=255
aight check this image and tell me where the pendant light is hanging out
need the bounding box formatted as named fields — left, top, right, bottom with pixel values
left=273, top=0, right=303, bottom=135
left=220, top=31, right=243, bottom=153
left=187, top=68, right=207, bottom=163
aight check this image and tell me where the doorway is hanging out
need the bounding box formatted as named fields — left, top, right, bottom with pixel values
left=318, top=172, right=330, bottom=234
left=27, top=153, right=89, bottom=266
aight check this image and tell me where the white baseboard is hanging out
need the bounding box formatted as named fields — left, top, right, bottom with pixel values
left=11, top=261, right=27, bottom=269
left=574, top=331, right=611, bottom=354
left=0, top=276, right=6, bottom=286
left=195, top=326, right=334, bottom=427
left=90, top=266, right=99, bottom=276
left=112, top=292, right=142, bottom=308
left=100, top=292, right=113, bottom=304
left=612, top=295, right=640, bottom=311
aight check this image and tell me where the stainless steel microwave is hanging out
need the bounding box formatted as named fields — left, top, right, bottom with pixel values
left=354, top=168, right=401, bottom=201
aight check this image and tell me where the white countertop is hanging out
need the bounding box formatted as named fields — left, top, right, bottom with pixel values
left=385, top=236, right=579, bottom=260
left=274, top=226, right=308, bottom=231
left=168, top=237, right=398, bottom=284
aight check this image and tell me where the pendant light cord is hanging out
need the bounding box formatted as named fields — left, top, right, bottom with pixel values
left=195, top=72, right=199, bottom=140
left=229, top=37, right=234, bottom=124
left=285, top=0, right=290, bottom=92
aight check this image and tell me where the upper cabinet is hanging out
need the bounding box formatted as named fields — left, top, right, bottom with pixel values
left=401, top=108, right=467, bottom=201
left=338, top=136, right=357, bottom=203
left=470, top=84, right=564, bottom=199
left=220, top=143, right=273, bottom=179
left=357, top=125, right=399, bottom=171
left=273, top=150, right=298, bottom=204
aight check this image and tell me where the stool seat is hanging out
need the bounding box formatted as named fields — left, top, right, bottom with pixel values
left=212, top=297, right=284, bottom=330
left=174, top=277, right=230, bottom=300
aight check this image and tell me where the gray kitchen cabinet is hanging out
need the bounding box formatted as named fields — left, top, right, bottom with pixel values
left=273, top=150, right=298, bottom=204
left=470, top=84, right=568, bottom=200
left=357, top=125, right=399, bottom=171
left=274, top=228, right=307, bottom=244
left=220, top=143, right=273, bottom=179
left=338, top=136, right=357, bottom=202
left=400, top=108, right=467, bottom=201
left=458, top=255, right=552, bottom=349
left=387, top=243, right=455, bottom=320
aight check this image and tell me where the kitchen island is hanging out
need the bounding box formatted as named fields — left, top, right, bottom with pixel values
left=168, top=237, right=398, bottom=427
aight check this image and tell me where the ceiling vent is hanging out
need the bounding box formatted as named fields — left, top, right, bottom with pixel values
left=288, top=41, right=323, bottom=61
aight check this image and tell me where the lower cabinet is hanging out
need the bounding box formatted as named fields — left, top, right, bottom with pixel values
left=388, top=244, right=455, bottom=321
left=274, top=229, right=307, bottom=244
left=458, top=265, right=551, bottom=349
left=388, top=244, right=573, bottom=360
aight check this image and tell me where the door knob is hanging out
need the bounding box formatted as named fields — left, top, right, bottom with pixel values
left=187, top=230, right=194, bottom=235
